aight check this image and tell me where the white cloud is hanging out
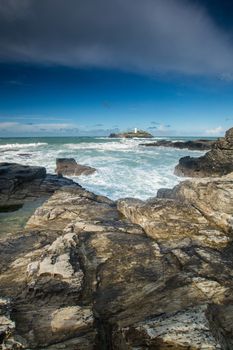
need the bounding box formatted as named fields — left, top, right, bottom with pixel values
left=205, top=126, right=225, bottom=136
left=0, top=122, right=18, bottom=128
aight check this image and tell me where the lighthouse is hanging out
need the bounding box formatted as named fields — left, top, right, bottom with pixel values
left=134, top=128, right=138, bottom=134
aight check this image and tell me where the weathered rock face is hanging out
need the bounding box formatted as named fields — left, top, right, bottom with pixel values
left=119, top=173, right=233, bottom=247
left=115, top=305, right=221, bottom=349
left=175, top=128, right=233, bottom=177
left=117, top=174, right=233, bottom=348
left=1, top=163, right=233, bottom=349
left=140, top=139, right=215, bottom=150
left=55, top=158, right=96, bottom=176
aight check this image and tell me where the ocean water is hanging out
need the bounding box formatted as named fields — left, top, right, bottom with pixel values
left=0, top=136, right=212, bottom=200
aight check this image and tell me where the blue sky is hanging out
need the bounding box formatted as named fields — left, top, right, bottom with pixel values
left=0, top=0, right=233, bottom=137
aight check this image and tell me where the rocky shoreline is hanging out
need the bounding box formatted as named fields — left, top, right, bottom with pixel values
left=140, top=139, right=215, bottom=151
left=175, top=128, right=233, bottom=177
left=1, top=129, right=233, bottom=349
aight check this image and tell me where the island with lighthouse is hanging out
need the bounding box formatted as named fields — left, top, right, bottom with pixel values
left=109, top=127, right=153, bottom=138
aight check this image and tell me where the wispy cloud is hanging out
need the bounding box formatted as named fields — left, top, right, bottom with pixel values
left=0, top=121, right=79, bottom=134
left=147, top=123, right=172, bottom=134
left=0, top=115, right=73, bottom=122
left=0, top=121, right=120, bottom=136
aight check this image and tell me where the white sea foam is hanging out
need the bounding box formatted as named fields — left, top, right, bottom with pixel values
left=65, top=139, right=141, bottom=151
left=0, top=142, right=48, bottom=152
left=0, top=138, right=205, bottom=200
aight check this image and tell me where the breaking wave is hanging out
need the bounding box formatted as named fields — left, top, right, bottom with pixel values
left=0, top=137, right=205, bottom=200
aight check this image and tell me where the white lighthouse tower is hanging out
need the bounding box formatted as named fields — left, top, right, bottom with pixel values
left=134, top=127, right=138, bottom=134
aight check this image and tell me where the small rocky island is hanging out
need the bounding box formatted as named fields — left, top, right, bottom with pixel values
left=109, top=128, right=153, bottom=138
left=1, top=128, right=233, bottom=349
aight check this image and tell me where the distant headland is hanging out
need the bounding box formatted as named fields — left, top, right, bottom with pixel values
left=109, top=128, right=153, bottom=138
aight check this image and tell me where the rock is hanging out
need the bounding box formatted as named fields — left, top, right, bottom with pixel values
left=114, top=305, right=221, bottom=349
left=158, top=172, right=233, bottom=233
left=156, top=187, right=174, bottom=198
left=26, top=186, right=118, bottom=231
left=109, top=129, right=153, bottom=138
left=1, top=163, right=233, bottom=348
left=0, top=297, right=27, bottom=349
left=18, top=153, right=32, bottom=158
left=0, top=162, right=79, bottom=210
left=140, top=139, right=215, bottom=150
left=118, top=173, right=233, bottom=247
left=55, top=158, right=96, bottom=176
left=175, top=127, right=233, bottom=177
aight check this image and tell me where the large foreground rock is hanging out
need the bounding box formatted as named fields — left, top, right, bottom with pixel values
left=1, top=163, right=233, bottom=348
left=56, top=158, right=96, bottom=176
left=175, top=128, right=233, bottom=177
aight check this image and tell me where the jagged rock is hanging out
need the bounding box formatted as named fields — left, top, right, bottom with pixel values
left=118, top=173, right=233, bottom=248
left=157, top=172, right=233, bottom=233
left=140, top=139, right=215, bottom=150
left=118, top=197, right=230, bottom=248
left=55, top=158, right=96, bottom=176
left=175, top=128, right=233, bottom=177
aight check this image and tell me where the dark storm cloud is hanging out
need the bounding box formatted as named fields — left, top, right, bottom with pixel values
left=0, top=0, right=233, bottom=77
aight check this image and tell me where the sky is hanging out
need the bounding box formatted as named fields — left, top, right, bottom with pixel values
left=0, top=0, right=233, bottom=137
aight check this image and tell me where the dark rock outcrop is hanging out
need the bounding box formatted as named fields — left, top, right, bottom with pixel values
left=175, top=128, right=233, bottom=177
left=109, top=130, right=153, bottom=138
left=1, top=162, right=233, bottom=348
left=140, top=139, right=215, bottom=150
left=0, top=162, right=79, bottom=210
left=55, top=158, right=96, bottom=176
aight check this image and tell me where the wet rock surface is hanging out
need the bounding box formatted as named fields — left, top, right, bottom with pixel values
left=175, top=128, right=233, bottom=177
left=55, top=158, right=96, bottom=176
left=140, top=139, right=215, bottom=150
left=1, top=159, right=233, bottom=348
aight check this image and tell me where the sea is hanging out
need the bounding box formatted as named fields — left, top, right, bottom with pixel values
left=0, top=136, right=215, bottom=201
